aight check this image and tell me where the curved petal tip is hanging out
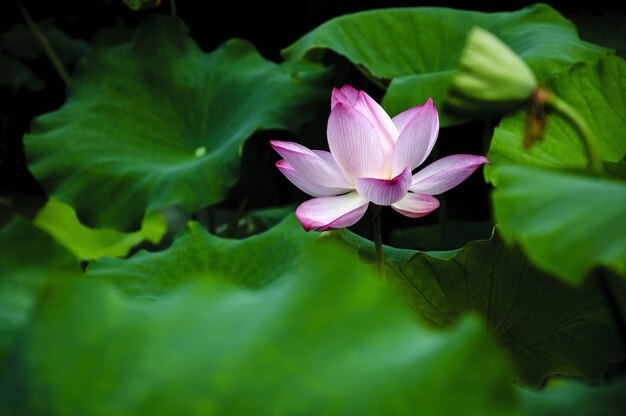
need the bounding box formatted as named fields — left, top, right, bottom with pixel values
left=391, top=193, right=440, bottom=218
left=295, top=192, right=368, bottom=232
left=355, top=167, right=412, bottom=206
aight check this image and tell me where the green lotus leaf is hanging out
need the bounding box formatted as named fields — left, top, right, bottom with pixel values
left=25, top=15, right=328, bottom=230
left=493, top=165, right=626, bottom=282
left=0, top=52, right=44, bottom=92
left=520, top=379, right=626, bottom=416
left=328, top=228, right=626, bottom=386
left=87, top=214, right=317, bottom=296
left=0, top=219, right=79, bottom=359
left=283, top=4, right=608, bottom=125
left=1, top=19, right=90, bottom=64
left=1, top=242, right=517, bottom=415
left=487, top=56, right=626, bottom=182
left=33, top=199, right=167, bottom=260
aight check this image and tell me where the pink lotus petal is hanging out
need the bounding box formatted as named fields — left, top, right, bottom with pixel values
left=339, top=85, right=358, bottom=104
left=312, top=150, right=344, bottom=170
left=270, top=140, right=351, bottom=189
left=392, top=99, right=431, bottom=132
left=391, top=193, right=440, bottom=218
left=353, top=91, right=397, bottom=177
left=409, top=154, right=489, bottom=195
left=355, top=167, right=412, bottom=206
left=276, top=160, right=349, bottom=197
left=327, top=103, right=385, bottom=179
left=296, top=192, right=369, bottom=231
left=331, top=85, right=359, bottom=109
left=391, top=98, right=439, bottom=176
left=355, top=91, right=399, bottom=137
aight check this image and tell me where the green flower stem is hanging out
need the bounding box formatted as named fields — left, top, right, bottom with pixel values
left=169, top=0, right=177, bottom=16
left=371, top=205, right=386, bottom=279
left=546, top=92, right=604, bottom=174
left=17, top=1, right=71, bottom=86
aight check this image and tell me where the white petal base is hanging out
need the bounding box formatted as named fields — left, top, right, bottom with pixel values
left=355, top=167, right=412, bottom=206
left=296, top=192, right=369, bottom=231
left=391, top=193, right=440, bottom=218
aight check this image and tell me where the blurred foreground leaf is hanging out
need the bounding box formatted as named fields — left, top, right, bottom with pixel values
left=493, top=166, right=626, bottom=282
left=0, top=219, right=79, bottom=359
left=2, top=242, right=518, bottom=415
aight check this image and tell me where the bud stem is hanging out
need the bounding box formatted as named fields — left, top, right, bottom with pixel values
left=17, top=0, right=71, bottom=87
left=371, top=205, right=386, bottom=279
left=545, top=92, right=604, bottom=174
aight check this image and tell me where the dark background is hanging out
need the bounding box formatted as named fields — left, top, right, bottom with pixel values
left=0, top=0, right=622, bottom=245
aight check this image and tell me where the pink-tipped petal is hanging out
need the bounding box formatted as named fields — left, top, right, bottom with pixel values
left=391, top=98, right=439, bottom=176
left=392, top=99, right=432, bottom=132
left=331, top=85, right=359, bottom=109
left=354, top=91, right=399, bottom=143
left=409, top=154, right=489, bottom=195
left=355, top=167, right=412, bottom=206
left=339, top=85, right=358, bottom=103
left=270, top=140, right=351, bottom=189
left=296, top=192, right=369, bottom=232
left=327, top=104, right=385, bottom=179
left=391, top=193, right=440, bottom=218
left=276, top=160, right=349, bottom=197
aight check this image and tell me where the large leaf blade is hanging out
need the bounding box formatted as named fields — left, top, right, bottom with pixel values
left=329, top=228, right=626, bottom=386
left=284, top=4, right=609, bottom=125
left=2, top=242, right=518, bottom=415
left=25, top=15, right=327, bottom=230
left=487, top=56, right=626, bottom=182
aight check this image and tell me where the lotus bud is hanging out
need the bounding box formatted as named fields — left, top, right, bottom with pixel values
left=446, top=27, right=538, bottom=115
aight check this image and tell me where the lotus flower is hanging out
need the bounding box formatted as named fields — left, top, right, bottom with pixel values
left=271, top=85, right=488, bottom=231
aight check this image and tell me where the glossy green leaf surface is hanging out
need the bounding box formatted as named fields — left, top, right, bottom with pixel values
left=87, top=215, right=316, bottom=296
left=25, top=15, right=327, bottom=230
left=487, top=56, right=626, bottom=181
left=284, top=4, right=608, bottom=125
left=34, top=199, right=167, bottom=260
left=3, top=5, right=624, bottom=414
left=330, top=229, right=626, bottom=386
